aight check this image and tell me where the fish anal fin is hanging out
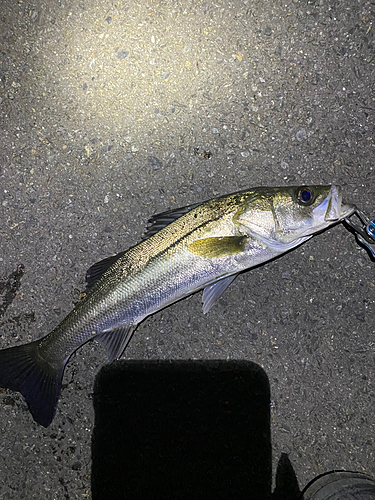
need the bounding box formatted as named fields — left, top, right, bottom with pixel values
left=143, top=202, right=201, bottom=239
left=202, top=274, right=238, bottom=314
left=94, top=325, right=136, bottom=362
left=188, top=236, right=247, bottom=259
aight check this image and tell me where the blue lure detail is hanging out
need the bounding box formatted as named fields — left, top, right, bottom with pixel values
left=367, top=219, right=375, bottom=240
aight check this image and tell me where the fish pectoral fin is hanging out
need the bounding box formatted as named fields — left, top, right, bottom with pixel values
left=86, top=251, right=127, bottom=290
left=202, top=274, right=238, bottom=314
left=143, top=202, right=201, bottom=239
left=95, top=325, right=136, bottom=362
left=187, top=236, right=247, bottom=259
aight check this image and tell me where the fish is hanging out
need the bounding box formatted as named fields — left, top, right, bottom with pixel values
left=0, top=185, right=355, bottom=426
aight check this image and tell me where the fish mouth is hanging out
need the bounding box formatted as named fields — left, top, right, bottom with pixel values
left=324, top=185, right=356, bottom=221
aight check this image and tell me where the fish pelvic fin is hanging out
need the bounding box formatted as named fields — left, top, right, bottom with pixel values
left=202, top=274, right=238, bottom=314
left=0, top=340, right=66, bottom=427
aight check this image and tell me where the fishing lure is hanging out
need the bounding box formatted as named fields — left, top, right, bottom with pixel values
left=344, top=209, right=375, bottom=260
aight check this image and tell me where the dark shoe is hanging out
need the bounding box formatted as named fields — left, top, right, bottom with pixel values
left=302, top=471, right=375, bottom=499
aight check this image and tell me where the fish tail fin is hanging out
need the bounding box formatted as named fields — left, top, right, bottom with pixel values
left=0, top=340, right=66, bottom=427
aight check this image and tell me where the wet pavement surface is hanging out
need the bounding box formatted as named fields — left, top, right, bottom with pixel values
left=0, top=0, right=374, bottom=498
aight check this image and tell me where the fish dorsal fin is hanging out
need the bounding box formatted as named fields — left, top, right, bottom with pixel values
left=188, top=236, right=247, bottom=259
left=86, top=201, right=202, bottom=288
left=86, top=251, right=126, bottom=290
left=94, top=325, right=136, bottom=362
left=86, top=201, right=205, bottom=289
left=202, top=274, right=238, bottom=314
left=143, top=202, right=201, bottom=239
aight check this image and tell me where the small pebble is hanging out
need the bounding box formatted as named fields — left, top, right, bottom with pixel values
left=264, top=26, right=272, bottom=36
left=281, top=160, right=289, bottom=169
left=296, top=128, right=307, bottom=141
left=117, top=50, right=128, bottom=60
left=148, top=156, right=163, bottom=170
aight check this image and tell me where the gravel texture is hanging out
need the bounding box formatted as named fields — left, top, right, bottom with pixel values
left=0, top=0, right=374, bottom=498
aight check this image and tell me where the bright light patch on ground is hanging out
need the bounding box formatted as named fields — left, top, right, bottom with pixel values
left=44, top=1, right=252, bottom=142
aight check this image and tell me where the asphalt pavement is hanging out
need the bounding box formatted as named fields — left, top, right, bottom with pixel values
left=0, top=0, right=374, bottom=498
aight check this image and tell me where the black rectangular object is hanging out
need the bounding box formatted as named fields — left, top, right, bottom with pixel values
left=91, top=360, right=271, bottom=500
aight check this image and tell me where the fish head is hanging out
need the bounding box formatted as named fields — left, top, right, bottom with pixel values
left=234, top=185, right=356, bottom=246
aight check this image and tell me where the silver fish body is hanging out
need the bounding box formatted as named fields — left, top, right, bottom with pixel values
left=0, top=185, right=355, bottom=426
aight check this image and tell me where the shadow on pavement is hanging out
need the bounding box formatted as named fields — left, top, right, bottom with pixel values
left=92, top=359, right=276, bottom=499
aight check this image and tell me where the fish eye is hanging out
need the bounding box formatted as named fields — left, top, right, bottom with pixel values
left=297, top=187, right=314, bottom=206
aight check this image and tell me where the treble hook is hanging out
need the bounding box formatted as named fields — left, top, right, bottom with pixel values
left=344, top=209, right=375, bottom=260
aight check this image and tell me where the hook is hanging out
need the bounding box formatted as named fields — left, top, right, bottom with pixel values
left=344, top=209, right=375, bottom=260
